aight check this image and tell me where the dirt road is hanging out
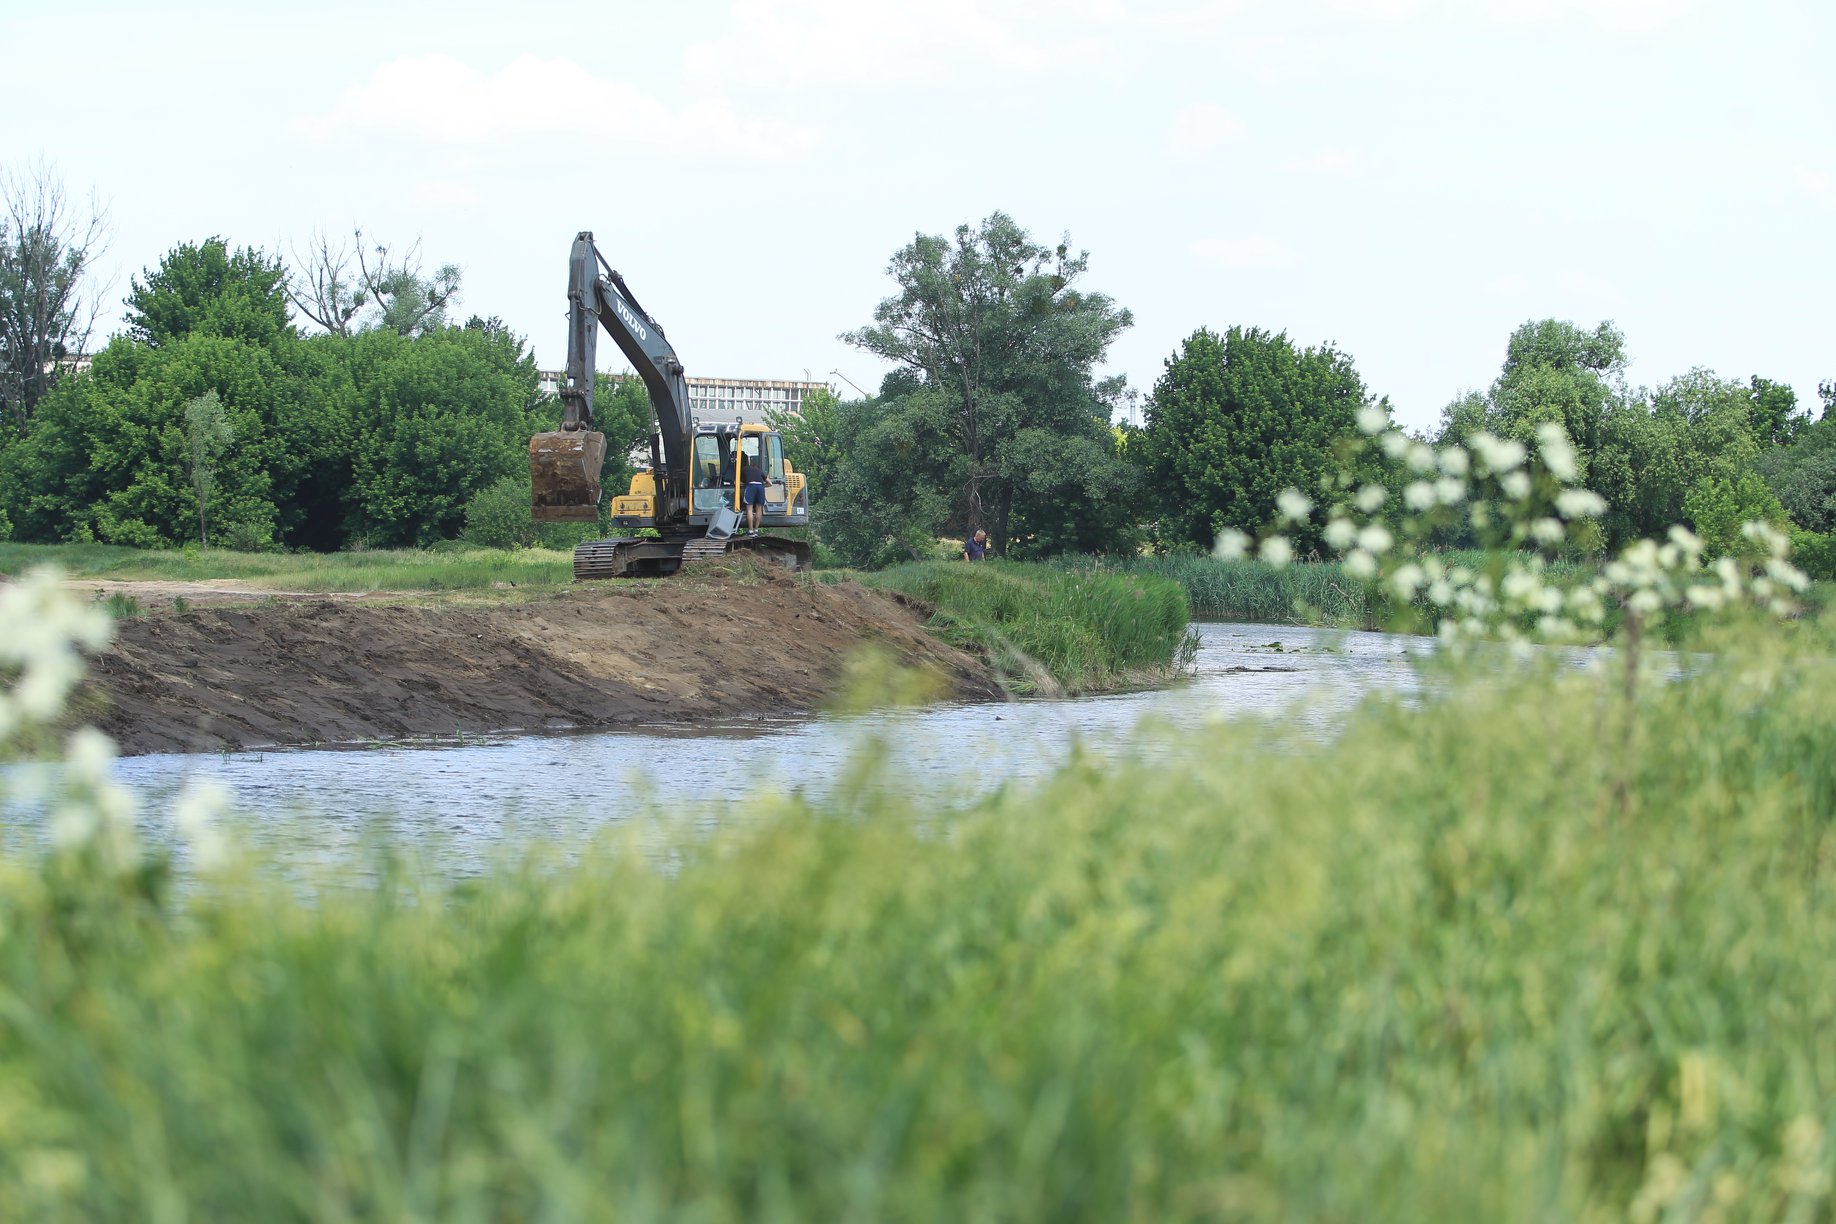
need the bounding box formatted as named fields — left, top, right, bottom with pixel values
left=79, top=567, right=1000, bottom=755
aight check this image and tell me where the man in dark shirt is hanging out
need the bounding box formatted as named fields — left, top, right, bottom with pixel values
left=740, top=454, right=767, bottom=535
left=963, top=528, right=988, bottom=560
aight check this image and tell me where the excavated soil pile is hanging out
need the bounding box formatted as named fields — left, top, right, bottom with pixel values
left=85, top=569, right=1000, bottom=755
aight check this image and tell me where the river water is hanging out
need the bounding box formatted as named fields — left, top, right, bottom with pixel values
left=5, top=622, right=1429, bottom=863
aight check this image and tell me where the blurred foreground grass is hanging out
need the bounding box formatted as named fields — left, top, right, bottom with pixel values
left=5, top=615, right=1836, bottom=1219
left=0, top=541, right=575, bottom=591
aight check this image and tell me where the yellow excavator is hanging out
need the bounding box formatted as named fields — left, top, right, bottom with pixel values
left=529, top=232, right=812, bottom=578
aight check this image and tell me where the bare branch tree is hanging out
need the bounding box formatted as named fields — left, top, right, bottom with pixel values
left=353, top=230, right=461, bottom=337
left=286, top=227, right=461, bottom=339
left=0, top=163, right=108, bottom=435
left=284, top=230, right=365, bottom=337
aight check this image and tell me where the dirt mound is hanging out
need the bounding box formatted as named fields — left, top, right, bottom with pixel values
left=84, top=568, right=1000, bottom=755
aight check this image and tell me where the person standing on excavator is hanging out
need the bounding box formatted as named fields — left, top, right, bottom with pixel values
left=740, top=452, right=767, bottom=536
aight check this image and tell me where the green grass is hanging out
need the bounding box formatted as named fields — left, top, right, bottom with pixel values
left=847, top=559, right=1196, bottom=693
left=6, top=616, right=1836, bottom=1219
left=0, top=541, right=576, bottom=592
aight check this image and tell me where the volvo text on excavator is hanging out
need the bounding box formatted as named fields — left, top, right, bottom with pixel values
left=529, top=232, right=812, bottom=579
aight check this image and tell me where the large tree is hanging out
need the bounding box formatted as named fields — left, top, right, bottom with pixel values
left=126, top=237, right=292, bottom=350
left=1437, top=319, right=1627, bottom=479
left=840, top=212, right=1135, bottom=557
left=1139, top=327, right=1373, bottom=550
left=0, top=165, right=106, bottom=435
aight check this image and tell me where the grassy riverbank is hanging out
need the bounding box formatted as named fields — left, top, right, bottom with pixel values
left=6, top=615, right=1836, bottom=1219
left=849, top=559, right=1195, bottom=693
left=0, top=541, right=576, bottom=591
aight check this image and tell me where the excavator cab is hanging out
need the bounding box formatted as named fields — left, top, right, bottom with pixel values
left=529, top=428, right=607, bottom=522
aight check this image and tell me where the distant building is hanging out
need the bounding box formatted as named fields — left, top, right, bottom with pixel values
left=536, top=371, right=830, bottom=423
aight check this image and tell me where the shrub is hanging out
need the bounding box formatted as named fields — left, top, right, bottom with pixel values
left=462, top=474, right=541, bottom=549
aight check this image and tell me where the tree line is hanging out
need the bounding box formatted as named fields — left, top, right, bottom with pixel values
left=3, top=165, right=1830, bottom=574
left=0, top=167, right=652, bottom=551
left=778, top=213, right=1834, bottom=575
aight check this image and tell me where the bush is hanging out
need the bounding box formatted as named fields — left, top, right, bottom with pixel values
left=463, top=475, right=601, bottom=551
left=1791, top=528, right=1836, bottom=581
left=462, top=475, right=541, bottom=549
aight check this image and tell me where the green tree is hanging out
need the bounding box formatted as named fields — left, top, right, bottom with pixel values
left=181, top=390, right=234, bottom=547
left=342, top=325, right=540, bottom=546
left=1756, top=416, right=1836, bottom=534
left=1682, top=470, right=1788, bottom=558
left=1139, top=326, right=1372, bottom=550
left=1589, top=369, right=1763, bottom=547
left=768, top=387, right=855, bottom=502
left=1436, top=319, right=1626, bottom=482
left=1747, top=375, right=1805, bottom=448
left=126, top=238, right=292, bottom=350
left=840, top=212, right=1135, bottom=557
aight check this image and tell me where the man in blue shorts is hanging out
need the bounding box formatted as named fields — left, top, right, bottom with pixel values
left=740, top=453, right=767, bottom=535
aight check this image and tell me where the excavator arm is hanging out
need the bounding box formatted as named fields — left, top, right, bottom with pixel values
left=533, top=232, right=693, bottom=522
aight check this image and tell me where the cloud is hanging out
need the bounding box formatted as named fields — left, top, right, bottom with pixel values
left=1792, top=165, right=1836, bottom=209
left=1192, top=234, right=1289, bottom=268
left=293, top=54, right=817, bottom=160
left=1167, top=103, right=1249, bottom=156
left=684, top=0, right=1103, bottom=88
left=1282, top=148, right=1359, bottom=175
left=1485, top=0, right=1696, bottom=30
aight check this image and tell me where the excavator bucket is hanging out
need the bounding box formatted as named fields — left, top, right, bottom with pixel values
left=529, top=430, right=607, bottom=522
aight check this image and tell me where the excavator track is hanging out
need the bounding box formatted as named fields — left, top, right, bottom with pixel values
left=572, top=535, right=811, bottom=580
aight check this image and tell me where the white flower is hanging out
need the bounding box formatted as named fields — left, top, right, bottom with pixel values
left=1627, top=588, right=1664, bottom=615
left=1404, top=481, right=1437, bottom=511
left=1390, top=562, right=1424, bottom=598
left=1766, top=557, right=1811, bottom=593
left=1213, top=529, right=1250, bottom=561
left=1740, top=521, right=1790, bottom=559
left=1406, top=443, right=1438, bottom=474
left=1438, top=447, right=1470, bottom=478
left=1379, top=431, right=1410, bottom=460
left=174, top=777, right=236, bottom=872
left=1501, top=569, right=1540, bottom=602
left=1427, top=580, right=1453, bottom=605
left=1666, top=525, right=1703, bottom=556
left=1260, top=536, right=1294, bottom=567
left=1356, top=523, right=1393, bottom=554
left=1344, top=549, right=1378, bottom=581
left=1500, top=470, right=1533, bottom=500
left=1470, top=433, right=1527, bottom=473
left=1534, top=421, right=1578, bottom=483
left=1355, top=484, right=1388, bottom=513
left=1357, top=404, right=1389, bottom=435
left=1435, top=477, right=1465, bottom=506
left=1530, top=517, right=1565, bottom=546
left=1323, top=516, right=1357, bottom=551
left=1276, top=488, right=1314, bottom=524
left=1555, top=489, right=1607, bottom=519
left=1536, top=615, right=1575, bottom=640
left=1686, top=585, right=1726, bottom=610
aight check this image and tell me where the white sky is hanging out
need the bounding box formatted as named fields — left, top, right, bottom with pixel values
left=3, top=0, right=1831, bottom=432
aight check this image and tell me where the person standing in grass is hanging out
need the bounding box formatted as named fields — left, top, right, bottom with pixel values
left=964, top=528, right=988, bottom=561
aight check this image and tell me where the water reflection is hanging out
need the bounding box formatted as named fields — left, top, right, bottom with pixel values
left=8, top=623, right=1429, bottom=864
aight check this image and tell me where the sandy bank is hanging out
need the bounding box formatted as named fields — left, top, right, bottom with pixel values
left=80, top=567, right=1001, bottom=755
